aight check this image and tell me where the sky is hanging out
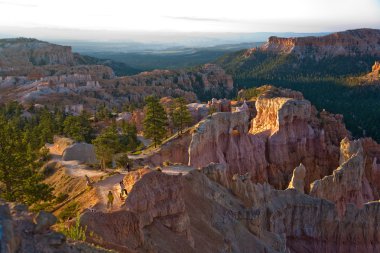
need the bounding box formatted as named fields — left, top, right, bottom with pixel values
left=0, top=0, right=379, bottom=42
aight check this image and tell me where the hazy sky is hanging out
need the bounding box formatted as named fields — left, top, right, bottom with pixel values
left=0, top=0, right=379, bottom=38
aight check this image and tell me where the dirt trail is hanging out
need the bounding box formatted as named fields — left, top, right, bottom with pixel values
left=62, top=160, right=105, bottom=177
left=94, top=173, right=127, bottom=211
left=49, top=141, right=194, bottom=212
left=84, top=166, right=193, bottom=212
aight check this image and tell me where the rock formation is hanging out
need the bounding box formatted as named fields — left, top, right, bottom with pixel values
left=124, top=170, right=193, bottom=245
left=372, top=61, right=380, bottom=73
left=360, top=137, right=380, bottom=199
left=62, top=143, right=97, bottom=164
left=80, top=210, right=143, bottom=252
left=355, top=61, right=380, bottom=84
left=187, top=90, right=348, bottom=190
left=0, top=63, right=233, bottom=111
left=196, top=161, right=380, bottom=253
left=0, top=38, right=74, bottom=68
left=0, top=201, right=112, bottom=253
left=310, top=138, right=374, bottom=215
left=248, top=184, right=380, bottom=253
left=287, top=163, right=306, bottom=193
left=251, top=28, right=380, bottom=58
left=0, top=38, right=235, bottom=111
left=8, top=84, right=380, bottom=253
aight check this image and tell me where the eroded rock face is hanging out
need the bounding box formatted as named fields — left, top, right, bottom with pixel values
left=361, top=137, right=380, bottom=199
left=246, top=184, right=380, bottom=253
left=0, top=201, right=112, bottom=253
left=188, top=111, right=269, bottom=183
left=124, top=170, right=192, bottom=243
left=372, top=61, right=380, bottom=72
left=80, top=210, right=143, bottom=252
left=287, top=163, right=306, bottom=193
left=0, top=38, right=74, bottom=68
left=34, top=211, right=57, bottom=233
left=250, top=97, right=311, bottom=135
left=196, top=163, right=380, bottom=253
left=310, top=138, right=374, bottom=215
left=138, top=129, right=193, bottom=168
left=188, top=92, right=348, bottom=190
left=255, top=28, right=380, bottom=58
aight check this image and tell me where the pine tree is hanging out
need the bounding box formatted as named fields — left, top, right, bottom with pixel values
left=63, top=114, right=93, bottom=142
left=172, top=97, right=192, bottom=135
left=143, top=96, right=168, bottom=148
left=120, top=121, right=139, bottom=151
left=92, top=126, right=120, bottom=170
left=0, top=116, right=53, bottom=205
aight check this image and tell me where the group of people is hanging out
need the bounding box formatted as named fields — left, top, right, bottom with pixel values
left=107, top=180, right=128, bottom=209
left=107, top=163, right=131, bottom=209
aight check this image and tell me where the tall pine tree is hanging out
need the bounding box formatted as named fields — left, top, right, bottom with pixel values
left=93, top=126, right=121, bottom=170
left=143, top=96, right=168, bottom=148
left=172, top=97, right=192, bottom=135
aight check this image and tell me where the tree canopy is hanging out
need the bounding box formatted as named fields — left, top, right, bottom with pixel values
left=0, top=115, right=53, bottom=205
left=143, top=96, right=168, bottom=147
left=171, top=97, right=192, bottom=135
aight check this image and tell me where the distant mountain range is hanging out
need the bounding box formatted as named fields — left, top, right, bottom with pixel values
left=0, top=38, right=140, bottom=76
left=0, top=26, right=329, bottom=48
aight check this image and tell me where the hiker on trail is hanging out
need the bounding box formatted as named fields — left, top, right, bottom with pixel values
left=85, top=175, right=93, bottom=187
left=126, top=163, right=131, bottom=172
left=107, top=191, right=114, bottom=209
left=119, top=181, right=128, bottom=197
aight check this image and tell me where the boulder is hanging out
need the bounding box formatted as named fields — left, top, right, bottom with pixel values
left=0, top=203, right=17, bottom=253
left=0, top=201, right=112, bottom=253
left=62, top=143, right=97, bottom=164
left=34, top=211, right=57, bottom=233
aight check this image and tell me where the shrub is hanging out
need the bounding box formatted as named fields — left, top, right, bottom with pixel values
left=55, top=193, right=69, bottom=204
left=58, top=201, right=79, bottom=221
left=39, top=146, right=51, bottom=162
left=58, top=216, right=87, bottom=241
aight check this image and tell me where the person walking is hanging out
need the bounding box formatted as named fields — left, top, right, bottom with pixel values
left=107, top=191, right=114, bottom=210
left=119, top=181, right=128, bottom=198
left=85, top=175, right=93, bottom=188
left=126, top=163, right=131, bottom=173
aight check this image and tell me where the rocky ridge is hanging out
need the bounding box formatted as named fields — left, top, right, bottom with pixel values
left=0, top=63, right=233, bottom=110
left=248, top=28, right=380, bottom=59
left=0, top=38, right=234, bottom=110
left=0, top=200, right=113, bottom=253
left=0, top=38, right=74, bottom=68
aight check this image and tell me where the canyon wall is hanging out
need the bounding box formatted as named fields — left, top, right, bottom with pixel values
left=258, top=28, right=380, bottom=58
left=0, top=38, right=74, bottom=68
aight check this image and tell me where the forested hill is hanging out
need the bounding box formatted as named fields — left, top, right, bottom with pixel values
left=216, top=28, right=380, bottom=80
